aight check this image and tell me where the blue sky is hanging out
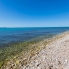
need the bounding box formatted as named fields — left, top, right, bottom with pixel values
left=0, top=0, right=69, bottom=27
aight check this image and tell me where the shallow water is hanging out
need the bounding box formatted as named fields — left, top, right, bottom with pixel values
left=0, top=27, right=69, bottom=47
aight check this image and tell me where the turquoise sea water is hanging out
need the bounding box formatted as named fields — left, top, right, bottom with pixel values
left=0, top=27, right=69, bottom=47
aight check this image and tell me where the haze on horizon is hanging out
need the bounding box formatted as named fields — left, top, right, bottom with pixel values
left=0, top=0, right=69, bottom=27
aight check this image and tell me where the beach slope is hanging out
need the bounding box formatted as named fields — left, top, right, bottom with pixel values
left=23, top=31, right=69, bottom=69
left=2, top=31, right=69, bottom=69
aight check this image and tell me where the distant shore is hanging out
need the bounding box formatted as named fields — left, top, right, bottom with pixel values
left=1, top=31, right=69, bottom=69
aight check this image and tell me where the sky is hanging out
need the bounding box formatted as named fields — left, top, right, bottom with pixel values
left=0, top=0, right=69, bottom=27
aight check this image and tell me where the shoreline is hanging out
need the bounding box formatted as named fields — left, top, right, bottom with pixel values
left=23, top=31, right=69, bottom=69
left=1, top=31, right=69, bottom=69
left=0, top=33, right=54, bottom=68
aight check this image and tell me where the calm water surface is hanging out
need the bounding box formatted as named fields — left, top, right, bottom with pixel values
left=0, top=27, right=69, bottom=47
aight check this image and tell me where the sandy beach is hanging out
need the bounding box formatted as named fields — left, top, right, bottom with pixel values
left=1, top=31, right=69, bottom=69
left=22, top=31, right=69, bottom=69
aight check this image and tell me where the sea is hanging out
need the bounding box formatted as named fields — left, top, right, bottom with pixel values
left=0, top=27, right=69, bottom=47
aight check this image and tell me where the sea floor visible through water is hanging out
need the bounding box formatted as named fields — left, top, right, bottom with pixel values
left=0, top=27, right=69, bottom=47
left=0, top=27, right=69, bottom=68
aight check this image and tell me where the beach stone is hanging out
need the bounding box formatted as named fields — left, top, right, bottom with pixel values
left=22, top=32, right=69, bottom=69
left=2, top=32, right=69, bottom=69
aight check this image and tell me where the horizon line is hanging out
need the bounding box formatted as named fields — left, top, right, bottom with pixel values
left=0, top=26, right=69, bottom=28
